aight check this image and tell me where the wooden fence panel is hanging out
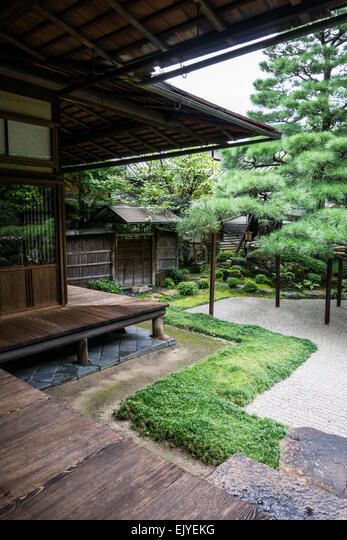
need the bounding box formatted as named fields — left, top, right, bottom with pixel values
left=66, top=234, right=112, bottom=286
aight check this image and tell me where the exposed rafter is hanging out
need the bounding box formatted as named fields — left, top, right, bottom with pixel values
left=33, top=4, right=123, bottom=67
left=56, top=0, right=343, bottom=96
left=194, top=0, right=226, bottom=32
left=104, top=0, right=167, bottom=52
left=0, top=30, right=45, bottom=61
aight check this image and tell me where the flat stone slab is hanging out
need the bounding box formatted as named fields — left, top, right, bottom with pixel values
left=209, top=454, right=347, bottom=520
left=280, top=427, right=347, bottom=499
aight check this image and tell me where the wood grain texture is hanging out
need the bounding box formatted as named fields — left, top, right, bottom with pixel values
left=0, top=286, right=167, bottom=358
left=0, top=370, right=268, bottom=520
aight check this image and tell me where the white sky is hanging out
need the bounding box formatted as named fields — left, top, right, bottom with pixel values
left=167, top=50, right=265, bottom=116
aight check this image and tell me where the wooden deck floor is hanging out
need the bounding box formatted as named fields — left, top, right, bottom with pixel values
left=0, top=369, right=268, bottom=520
left=0, top=286, right=166, bottom=362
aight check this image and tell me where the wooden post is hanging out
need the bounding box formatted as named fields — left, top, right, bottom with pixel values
left=336, top=258, right=343, bottom=307
left=275, top=255, right=281, bottom=308
left=209, top=232, right=217, bottom=317
left=325, top=259, right=333, bottom=325
left=77, top=338, right=88, bottom=366
left=111, top=233, right=116, bottom=281
left=152, top=315, right=169, bottom=341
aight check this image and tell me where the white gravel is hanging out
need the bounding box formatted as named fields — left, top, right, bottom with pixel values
left=190, top=298, right=347, bottom=437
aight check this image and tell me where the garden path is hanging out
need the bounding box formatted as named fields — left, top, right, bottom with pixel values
left=190, top=298, right=347, bottom=436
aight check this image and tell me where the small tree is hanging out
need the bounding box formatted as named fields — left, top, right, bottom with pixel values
left=125, top=153, right=221, bottom=216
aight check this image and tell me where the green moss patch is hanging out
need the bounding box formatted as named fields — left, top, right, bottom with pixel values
left=116, top=308, right=316, bottom=468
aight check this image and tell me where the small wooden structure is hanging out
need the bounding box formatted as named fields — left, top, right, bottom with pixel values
left=66, top=206, right=179, bottom=288
left=0, top=286, right=168, bottom=366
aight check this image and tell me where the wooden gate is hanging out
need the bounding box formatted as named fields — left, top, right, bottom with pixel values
left=115, top=234, right=152, bottom=287
left=66, top=232, right=112, bottom=285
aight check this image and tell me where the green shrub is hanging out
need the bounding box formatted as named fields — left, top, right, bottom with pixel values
left=177, top=281, right=198, bottom=296
left=227, top=277, right=240, bottom=289
left=215, top=268, right=224, bottom=279
left=217, top=250, right=235, bottom=264
left=307, top=273, right=321, bottom=284
left=167, top=268, right=189, bottom=284
left=342, top=279, right=347, bottom=292
left=243, top=281, right=258, bottom=294
left=198, top=278, right=209, bottom=289
left=88, top=279, right=123, bottom=294
left=255, top=273, right=269, bottom=284
left=163, top=277, right=175, bottom=289
left=228, top=265, right=243, bottom=278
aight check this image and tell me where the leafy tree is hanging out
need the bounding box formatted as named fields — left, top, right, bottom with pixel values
left=125, top=153, right=221, bottom=216
left=64, top=167, right=130, bottom=226
left=248, top=14, right=347, bottom=134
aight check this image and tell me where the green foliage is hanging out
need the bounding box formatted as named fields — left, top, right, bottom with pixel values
left=125, top=153, right=221, bottom=216
left=167, top=267, right=189, bottom=284
left=177, top=281, right=198, bottom=296
left=64, top=167, right=130, bottom=226
left=227, top=277, right=240, bottom=289
left=216, top=249, right=236, bottom=263
left=117, top=308, right=316, bottom=467
left=243, top=281, right=259, bottom=294
left=307, top=273, right=322, bottom=285
left=248, top=19, right=347, bottom=133
left=255, top=274, right=269, bottom=284
left=163, top=277, right=175, bottom=289
left=228, top=265, right=243, bottom=278
left=198, top=278, right=209, bottom=289
left=215, top=268, right=224, bottom=279
left=88, top=279, right=123, bottom=294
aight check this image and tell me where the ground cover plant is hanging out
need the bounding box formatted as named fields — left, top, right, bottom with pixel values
left=116, top=308, right=316, bottom=468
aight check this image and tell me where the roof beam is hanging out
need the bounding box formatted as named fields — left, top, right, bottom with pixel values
left=62, top=137, right=275, bottom=172
left=56, top=0, right=342, bottom=95
left=104, top=0, right=167, bottom=52
left=0, top=0, right=39, bottom=27
left=194, top=0, right=226, bottom=32
left=148, top=10, right=347, bottom=83
left=0, top=30, right=45, bottom=61
left=33, top=4, right=123, bottom=67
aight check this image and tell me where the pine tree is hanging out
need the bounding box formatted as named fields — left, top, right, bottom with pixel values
left=249, top=16, right=347, bottom=134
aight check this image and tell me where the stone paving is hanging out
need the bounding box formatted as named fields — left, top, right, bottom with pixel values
left=5, top=326, right=176, bottom=390
left=191, top=298, right=347, bottom=437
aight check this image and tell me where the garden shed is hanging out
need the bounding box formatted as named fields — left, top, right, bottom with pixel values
left=66, top=206, right=179, bottom=289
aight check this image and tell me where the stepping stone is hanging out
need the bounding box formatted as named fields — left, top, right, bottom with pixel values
left=280, top=427, right=347, bottom=499
left=209, top=454, right=347, bottom=520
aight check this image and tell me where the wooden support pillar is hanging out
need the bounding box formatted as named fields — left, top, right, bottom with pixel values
left=325, top=259, right=333, bottom=325
left=336, top=258, right=343, bottom=307
left=77, top=338, right=88, bottom=366
left=152, top=314, right=169, bottom=341
left=209, top=232, right=217, bottom=317
left=275, top=255, right=281, bottom=308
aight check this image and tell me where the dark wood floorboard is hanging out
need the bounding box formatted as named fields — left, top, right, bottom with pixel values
left=0, top=370, right=268, bottom=520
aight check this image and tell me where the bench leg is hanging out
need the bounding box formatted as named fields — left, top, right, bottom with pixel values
left=77, top=338, right=89, bottom=366
left=151, top=315, right=169, bottom=341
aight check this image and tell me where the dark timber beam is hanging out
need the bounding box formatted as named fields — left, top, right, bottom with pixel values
left=325, top=259, right=333, bottom=325
left=56, top=0, right=344, bottom=95
left=0, top=0, right=39, bottom=27
left=194, top=0, right=226, bottom=32
left=0, top=30, right=45, bottom=61
left=336, top=258, right=344, bottom=307
left=34, top=4, right=123, bottom=67
left=148, top=11, right=347, bottom=83
left=62, top=137, right=274, bottom=172
left=209, top=232, right=217, bottom=317
left=105, top=0, right=167, bottom=52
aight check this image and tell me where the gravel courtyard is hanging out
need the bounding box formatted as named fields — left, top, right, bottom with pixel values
left=190, top=298, right=347, bottom=437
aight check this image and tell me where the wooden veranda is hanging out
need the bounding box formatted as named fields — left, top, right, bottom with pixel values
left=0, top=286, right=168, bottom=366
left=0, top=369, right=269, bottom=520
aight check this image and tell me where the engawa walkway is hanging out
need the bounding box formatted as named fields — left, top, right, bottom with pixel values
left=191, top=298, right=347, bottom=437
left=0, top=369, right=268, bottom=520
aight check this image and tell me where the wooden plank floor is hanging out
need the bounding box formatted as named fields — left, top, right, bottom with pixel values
left=0, top=370, right=269, bottom=520
left=0, top=286, right=166, bottom=354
